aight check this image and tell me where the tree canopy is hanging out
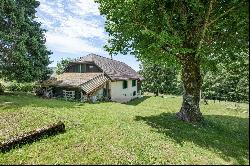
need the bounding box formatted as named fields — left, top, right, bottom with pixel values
left=202, top=52, right=249, bottom=102
left=56, top=58, right=73, bottom=75
left=96, top=0, right=249, bottom=122
left=139, top=61, right=182, bottom=96
left=0, top=0, right=52, bottom=82
left=96, top=0, right=248, bottom=64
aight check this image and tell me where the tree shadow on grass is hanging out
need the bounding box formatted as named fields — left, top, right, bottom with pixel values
left=135, top=113, right=249, bottom=164
left=125, top=96, right=151, bottom=106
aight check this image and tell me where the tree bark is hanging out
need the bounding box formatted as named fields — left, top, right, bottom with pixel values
left=177, top=55, right=203, bottom=122
left=0, top=83, right=4, bottom=95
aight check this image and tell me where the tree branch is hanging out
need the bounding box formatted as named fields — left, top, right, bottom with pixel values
left=196, top=0, right=215, bottom=53
left=158, top=2, right=177, bottom=36
left=207, top=6, right=236, bottom=28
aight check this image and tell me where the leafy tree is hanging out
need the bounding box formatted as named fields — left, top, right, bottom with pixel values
left=202, top=52, right=249, bottom=103
left=95, top=0, right=249, bottom=122
left=0, top=0, right=52, bottom=82
left=139, top=61, right=182, bottom=96
left=56, top=58, right=73, bottom=75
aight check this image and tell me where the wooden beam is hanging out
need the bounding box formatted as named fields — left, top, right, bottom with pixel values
left=0, top=121, right=65, bottom=152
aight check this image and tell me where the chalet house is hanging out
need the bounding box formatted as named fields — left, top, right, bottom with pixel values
left=42, top=54, right=143, bottom=103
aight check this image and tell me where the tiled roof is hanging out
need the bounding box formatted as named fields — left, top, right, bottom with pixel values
left=76, top=54, right=143, bottom=81
left=81, top=73, right=109, bottom=94
left=42, top=73, right=106, bottom=88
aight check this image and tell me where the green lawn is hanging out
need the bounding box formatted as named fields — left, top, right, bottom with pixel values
left=0, top=92, right=249, bottom=165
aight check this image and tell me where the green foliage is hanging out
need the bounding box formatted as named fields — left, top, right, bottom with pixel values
left=139, top=62, right=182, bottom=95
left=95, top=0, right=248, bottom=65
left=0, top=0, right=52, bottom=82
left=56, top=58, right=73, bottom=75
left=202, top=52, right=249, bottom=102
left=6, top=82, right=22, bottom=91
left=4, top=81, right=36, bottom=92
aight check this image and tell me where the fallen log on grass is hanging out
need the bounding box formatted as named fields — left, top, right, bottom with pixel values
left=0, top=121, right=65, bottom=152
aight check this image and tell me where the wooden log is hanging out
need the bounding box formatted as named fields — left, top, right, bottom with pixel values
left=0, top=121, right=65, bottom=152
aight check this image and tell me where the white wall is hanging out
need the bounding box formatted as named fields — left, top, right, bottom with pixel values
left=90, top=84, right=105, bottom=102
left=110, top=80, right=138, bottom=103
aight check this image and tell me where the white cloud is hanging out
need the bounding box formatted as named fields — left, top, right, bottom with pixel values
left=68, top=0, right=100, bottom=16
left=56, top=16, right=106, bottom=39
left=46, top=33, right=105, bottom=55
left=36, top=17, right=54, bottom=30
left=36, top=0, right=107, bottom=53
left=38, top=0, right=65, bottom=20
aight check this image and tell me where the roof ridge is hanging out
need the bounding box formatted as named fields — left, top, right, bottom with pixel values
left=86, top=53, right=132, bottom=67
left=76, top=54, right=136, bottom=71
left=74, top=53, right=142, bottom=80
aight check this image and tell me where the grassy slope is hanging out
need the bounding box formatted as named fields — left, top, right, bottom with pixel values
left=0, top=93, right=249, bottom=165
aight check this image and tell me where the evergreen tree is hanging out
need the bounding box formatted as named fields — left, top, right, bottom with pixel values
left=0, top=0, right=52, bottom=82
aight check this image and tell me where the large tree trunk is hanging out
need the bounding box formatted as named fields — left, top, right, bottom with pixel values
left=0, top=83, right=4, bottom=95
left=176, top=55, right=203, bottom=122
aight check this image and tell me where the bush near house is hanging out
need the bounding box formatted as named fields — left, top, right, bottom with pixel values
left=1, top=81, right=36, bottom=93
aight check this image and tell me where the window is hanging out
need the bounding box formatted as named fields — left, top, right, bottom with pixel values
left=63, top=90, right=75, bottom=101
left=81, top=64, right=86, bottom=73
left=76, top=65, right=81, bottom=73
left=123, top=80, right=128, bottom=89
left=133, top=91, right=136, bottom=96
left=86, top=64, right=101, bottom=72
left=132, top=80, right=136, bottom=87
left=72, top=64, right=80, bottom=73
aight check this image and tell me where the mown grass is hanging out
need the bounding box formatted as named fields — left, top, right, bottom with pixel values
left=0, top=92, right=249, bottom=165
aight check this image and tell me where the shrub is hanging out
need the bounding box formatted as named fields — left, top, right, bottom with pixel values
left=20, top=83, right=35, bottom=92
left=6, top=82, right=21, bottom=91
left=5, top=81, right=36, bottom=92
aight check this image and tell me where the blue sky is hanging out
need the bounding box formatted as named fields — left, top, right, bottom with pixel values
left=36, top=0, right=141, bottom=71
